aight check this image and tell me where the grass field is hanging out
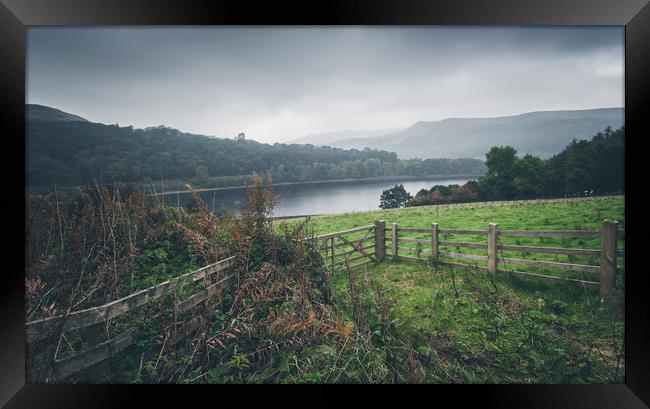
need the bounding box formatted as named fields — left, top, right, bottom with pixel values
left=281, top=195, right=625, bottom=279
left=279, top=196, right=625, bottom=383
left=282, top=196, right=624, bottom=235
left=329, top=260, right=624, bottom=383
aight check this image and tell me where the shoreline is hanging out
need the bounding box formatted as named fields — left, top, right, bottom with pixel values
left=285, top=194, right=626, bottom=220
left=151, top=174, right=483, bottom=196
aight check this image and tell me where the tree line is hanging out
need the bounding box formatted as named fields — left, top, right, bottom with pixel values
left=27, top=120, right=486, bottom=188
left=380, top=126, right=624, bottom=208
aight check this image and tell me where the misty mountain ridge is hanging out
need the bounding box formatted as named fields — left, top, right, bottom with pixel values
left=291, top=128, right=405, bottom=145
left=26, top=104, right=623, bottom=162
left=26, top=104, right=90, bottom=123
left=301, top=108, right=624, bottom=159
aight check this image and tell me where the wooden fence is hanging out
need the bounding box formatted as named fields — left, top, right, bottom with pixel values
left=26, top=218, right=624, bottom=382
left=26, top=256, right=237, bottom=383
left=312, top=224, right=377, bottom=275
left=378, top=219, right=624, bottom=297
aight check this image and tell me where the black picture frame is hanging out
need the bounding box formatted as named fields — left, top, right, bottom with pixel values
left=1, top=0, right=649, bottom=407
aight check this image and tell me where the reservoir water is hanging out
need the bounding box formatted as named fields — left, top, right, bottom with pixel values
left=161, top=176, right=475, bottom=217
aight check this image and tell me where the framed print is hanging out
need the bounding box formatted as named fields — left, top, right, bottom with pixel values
left=1, top=0, right=649, bottom=407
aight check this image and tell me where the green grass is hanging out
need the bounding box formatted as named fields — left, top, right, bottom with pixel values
left=328, top=260, right=624, bottom=383
left=282, top=196, right=624, bottom=235
left=281, top=196, right=625, bottom=280
left=282, top=196, right=625, bottom=383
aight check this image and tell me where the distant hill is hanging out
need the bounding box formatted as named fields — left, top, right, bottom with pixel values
left=330, top=108, right=624, bottom=159
left=26, top=104, right=485, bottom=187
left=291, top=128, right=404, bottom=146
left=26, top=104, right=90, bottom=123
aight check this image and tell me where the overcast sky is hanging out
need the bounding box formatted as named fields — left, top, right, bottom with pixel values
left=27, top=26, right=624, bottom=143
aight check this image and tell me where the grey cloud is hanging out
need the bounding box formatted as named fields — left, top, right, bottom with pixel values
left=27, top=26, right=623, bottom=142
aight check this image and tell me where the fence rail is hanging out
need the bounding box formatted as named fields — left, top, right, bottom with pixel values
left=498, top=257, right=600, bottom=273
left=498, top=270, right=601, bottom=289
left=497, top=244, right=600, bottom=257
left=26, top=257, right=236, bottom=344
left=313, top=225, right=375, bottom=241
left=26, top=256, right=238, bottom=382
left=441, top=229, right=487, bottom=235
left=441, top=241, right=488, bottom=249
left=498, top=230, right=601, bottom=238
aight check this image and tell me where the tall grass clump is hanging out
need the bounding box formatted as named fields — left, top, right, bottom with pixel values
left=26, top=183, right=233, bottom=317
left=127, top=174, right=424, bottom=383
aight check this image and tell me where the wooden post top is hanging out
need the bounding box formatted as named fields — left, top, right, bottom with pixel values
left=487, top=223, right=498, bottom=274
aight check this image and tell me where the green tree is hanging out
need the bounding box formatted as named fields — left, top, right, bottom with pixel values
left=478, top=146, right=518, bottom=200
left=512, top=154, right=547, bottom=198
left=379, top=184, right=413, bottom=209
left=565, top=167, right=591, bottom=195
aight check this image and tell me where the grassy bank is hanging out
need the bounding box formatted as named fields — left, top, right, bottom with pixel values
left=281, top=195, right=625, bottom=382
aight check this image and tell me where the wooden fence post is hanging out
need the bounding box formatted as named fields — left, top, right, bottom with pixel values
left=375, top=220, right=386, bottom=262
left=331, top=236, right=336, bottom=272
left=85, top=322, right=108, bottom=383
left=487, top=223, right=498, bottom=274
left=392, top=223, right=398, bottom=261
left=600, top=219, right=618, bottom=297
left=431, top=222, right=439, bottom=259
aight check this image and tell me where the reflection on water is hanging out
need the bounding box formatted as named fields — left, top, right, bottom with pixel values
left=162, top=177, right=473, bottom=217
